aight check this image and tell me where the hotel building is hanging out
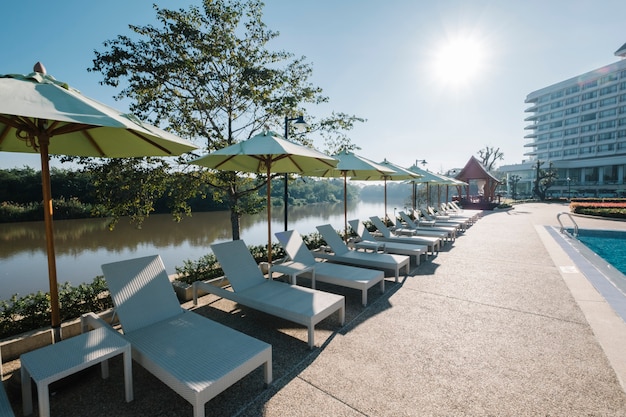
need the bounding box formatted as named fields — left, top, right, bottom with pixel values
left=500, top=43, right=626, bottom=198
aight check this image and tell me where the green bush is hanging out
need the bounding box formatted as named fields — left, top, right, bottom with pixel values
left=0, top=276, right=113, bottom=339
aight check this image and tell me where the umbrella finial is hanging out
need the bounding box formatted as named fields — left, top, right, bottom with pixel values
left=33, top=62, right=47, bottom=74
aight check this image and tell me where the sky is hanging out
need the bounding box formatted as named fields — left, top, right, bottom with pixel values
left=1, top=0, right=626, bottom=174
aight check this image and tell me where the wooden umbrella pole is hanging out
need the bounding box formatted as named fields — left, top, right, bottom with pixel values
left=39, top=134, right=61, bottom=342
left=343, top=172, right=348, bottom=241
left=267, top=164, right=272, bottom=264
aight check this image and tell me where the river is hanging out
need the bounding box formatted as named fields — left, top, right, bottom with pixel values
left=0, top=198, right=410, bottom=299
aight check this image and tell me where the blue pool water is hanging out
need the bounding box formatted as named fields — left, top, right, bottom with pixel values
left=573, top=229, right=626, bottom=276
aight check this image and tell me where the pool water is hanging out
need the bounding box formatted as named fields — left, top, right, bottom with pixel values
left=573, top=229, right=626, bottom=276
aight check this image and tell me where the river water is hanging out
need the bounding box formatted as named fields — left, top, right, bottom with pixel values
left=0, top=198, right=409, bottom=299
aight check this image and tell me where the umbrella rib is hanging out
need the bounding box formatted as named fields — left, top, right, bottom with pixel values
left=80, top=130, right=106, bottom=157
left=128, top=130, right=176, bottom=155
left=0, top=124, right=9, bottom=145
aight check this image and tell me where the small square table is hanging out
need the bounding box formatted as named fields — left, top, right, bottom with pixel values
left=21, top=326, right=133, bottom=417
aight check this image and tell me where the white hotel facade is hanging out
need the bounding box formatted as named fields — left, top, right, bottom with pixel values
left=500, top=43, right=626, bottom=198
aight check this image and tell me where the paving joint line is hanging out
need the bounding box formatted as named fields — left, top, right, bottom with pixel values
left=407, top=287, right=587, bottom=326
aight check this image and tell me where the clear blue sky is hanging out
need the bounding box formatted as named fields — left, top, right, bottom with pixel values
left=2, top=0, right=625, bottom=173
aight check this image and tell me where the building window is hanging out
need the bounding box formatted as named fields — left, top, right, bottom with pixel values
left=599, top=85, right=618, bottom=95
left=566, top=85, right=580, bottom=94
left=618, top=142, right=626, bottom=150
left=564, top=117, right=579, bottom=125
left=565, top=106, right=579, bottom=115
left=581, top=91, right=597, bottom=100
left=600, top=74, right=619, bottom=84
left=598, top=108, right=617, bottom=118
left=582, top=80, right=598, bottom=90
left=598, top=132, right=615, bottom=141
left=583, top=167, right=599, bottom=183
left=581, top=102, right=597, bottom=111
left=603, top=165, right=619, bottom=184
left=580, top=124, right=596, bottom=133
left=564, top=128, right=578, bottom=136
left=565, top=96, right=579, bottom=105
left=564, top=148, right=578, bottom=156
left=580, top=135, right=596, bottom=144
left=597, top=144, right=614, bottom=153
left=580, top=113, right=597, bottom=122
left=549, top=151, right=562, bottom=158
left=551, top=110, right=564, bottom=119
left=549, top=131, right=563, bottom=138
left=598, top=120, right=616, bottom=130
left=599, top=96, right=617, bottom=106
left=564, top=138, right=578, bottom=146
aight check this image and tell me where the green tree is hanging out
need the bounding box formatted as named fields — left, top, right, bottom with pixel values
left=90, top=0, right=362, bottom=239
left=532, top=160, right=558, bottom=201
left=477, top=146, right=504, bottom=171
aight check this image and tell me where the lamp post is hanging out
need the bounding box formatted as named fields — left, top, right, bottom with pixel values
left=567, top=177, right=571, bottom=201
left=283, top=115, right=308, bottom=231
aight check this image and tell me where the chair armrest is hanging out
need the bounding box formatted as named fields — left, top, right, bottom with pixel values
left=80, top=312, right=112, bottom=333
left=193, top=279, right=233, bottom=305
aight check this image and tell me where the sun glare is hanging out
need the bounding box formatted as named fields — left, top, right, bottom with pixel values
left=430, top=36, right=488, bottom=89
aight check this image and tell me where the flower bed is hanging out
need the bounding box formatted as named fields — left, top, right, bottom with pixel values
left=570, top=199, right=626, bottom=219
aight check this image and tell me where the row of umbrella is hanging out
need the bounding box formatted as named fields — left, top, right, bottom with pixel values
left=0, top=64, right=463, bottom=340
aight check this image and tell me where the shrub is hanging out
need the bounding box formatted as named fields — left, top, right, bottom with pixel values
left=0, top=276, right=113, bottom=339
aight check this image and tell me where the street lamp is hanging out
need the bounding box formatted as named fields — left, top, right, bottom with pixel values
left=567, top=177, right=571, bottom=201
left=284, top=115, right=308, bottom=231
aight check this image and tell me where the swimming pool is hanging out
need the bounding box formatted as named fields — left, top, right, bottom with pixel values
left=574, top=229, right=626, bottom=276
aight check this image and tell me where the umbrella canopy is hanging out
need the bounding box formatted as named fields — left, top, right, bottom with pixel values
left=0, top=65, right=198, bottom=341
left=189, top=130, right=337, bottom=263
left=407, top=164, right=455, bottom=208
left=303, top=149, right=393, bottom=239
left=352, top=159, right=419, bottom=221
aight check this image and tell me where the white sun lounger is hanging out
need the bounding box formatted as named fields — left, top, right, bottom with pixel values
left=315, top=224, right=410, bottom=282
left=369, top=216, right=441, bottom=255
left=348, top=219, right=427, bottom=265
left=416, top=208, right=470, bottom=231
left=194, top=240, right=345, bottom=348
left=98, top=255, right=272, bottom=417
left=275, top=230, right=385, bottom=306
left=397, top=211, right=457, bottom=241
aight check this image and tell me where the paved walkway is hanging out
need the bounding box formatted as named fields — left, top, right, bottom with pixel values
left=4, top=202, right=626, bottom=416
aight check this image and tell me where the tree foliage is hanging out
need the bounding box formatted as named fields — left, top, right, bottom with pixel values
left=89, top=0, right=363, bottom=238
left=477, top=146, right=504, bottom=171
left=532, top=160, right=558, bottom=201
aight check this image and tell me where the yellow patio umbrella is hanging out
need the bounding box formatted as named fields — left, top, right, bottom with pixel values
left=304, top=149, right=394, bottom=239
left=352, top=159, right=419, bottom=222
left=0, top=63, right=199, bottom=341
left=189, top=130, right=337, bottom=264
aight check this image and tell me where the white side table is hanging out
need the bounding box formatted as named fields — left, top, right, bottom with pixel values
left=269, top=261, right=316, bottom=288
left=21, top=326, right=133, bottom=417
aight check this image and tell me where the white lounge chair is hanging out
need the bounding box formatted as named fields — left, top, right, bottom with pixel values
left=427, top=206, right=474, bottom=227
left=417, top=208, right=470, bottom=231
left=99, top=255, right=272, bottom=417
left=275, top=230, right=385, bottom=306
left=369, top=216, right=441, bottom=255
left=0, top=349, right=15, bottom=417
left=348, top=219, right=427, bottom=265
left=441, top=202, right=481, bottom=222
left=316, top=224, right=410, bottom=282
left=397, top=211, right=457, bottom=242
left=194, top=240, right=345, bottom=349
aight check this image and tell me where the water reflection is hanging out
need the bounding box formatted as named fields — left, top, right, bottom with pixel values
left=0, top=199, right=406, bottom=298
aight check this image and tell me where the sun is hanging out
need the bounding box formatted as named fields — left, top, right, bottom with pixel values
left=430, top=36, right=488, bottom=88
